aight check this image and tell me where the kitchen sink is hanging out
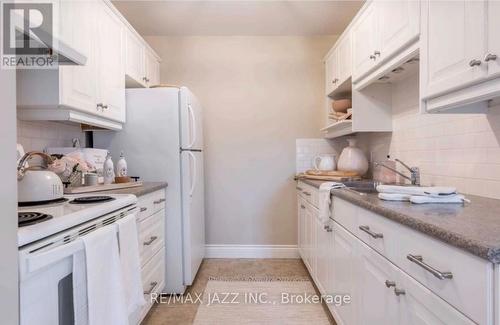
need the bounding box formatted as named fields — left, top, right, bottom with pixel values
left=342, top=180, right=380, bottom=194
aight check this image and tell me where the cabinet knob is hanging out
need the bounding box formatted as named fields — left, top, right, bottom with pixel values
left=374, top=50, right=381, bottom=56
left=385, top=280, right=396, bottom=288
left=484, top=53, right=498, bottom=62
left=324, top=225, right=333, bottom=232
left=394, top=288, right=406, bottom=296
left=369, top=55, right=376, bottom=60
left=143, top=77, right=147, bottom=81
left=96, top=103, right=104, bottom=111
left=469, top=59, right=482, bottom=67
left=102, top=104, right=108, bottom=110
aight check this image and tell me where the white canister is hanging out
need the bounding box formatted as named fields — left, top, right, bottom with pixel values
left=103, top=153, right=115, bottom=185
left=337, top=137, right=369, bottom=176
left=116, top=151, right=128, bottom=177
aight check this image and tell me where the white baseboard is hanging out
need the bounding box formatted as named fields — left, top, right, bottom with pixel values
left=205, top=245, right=299, bottom=259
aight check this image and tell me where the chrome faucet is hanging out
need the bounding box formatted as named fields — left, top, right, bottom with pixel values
left=374, top=158, right=420, bottom=186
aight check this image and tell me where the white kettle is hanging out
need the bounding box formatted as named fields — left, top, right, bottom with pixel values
left=17, top=151, right=64, bottom=204
left=313, top=154, right=336, bottom=171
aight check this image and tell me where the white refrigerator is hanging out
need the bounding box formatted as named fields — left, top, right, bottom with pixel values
left=94, top=86, right=205, bottom=294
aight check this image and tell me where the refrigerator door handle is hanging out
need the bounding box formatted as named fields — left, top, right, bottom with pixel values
left=187, top=151, right=197, bottom=197
left=187, top=104, right=196, bottom=149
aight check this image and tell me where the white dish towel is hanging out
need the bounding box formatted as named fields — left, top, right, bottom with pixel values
left=81, top=225, right=129, bottom=325
left=378, top=193, right=412, bottom=202
left=377, top=185, right=456, bottom=196
left=116, top=214, right=146, bottom=316
left=319, top=182, right=345, bottom=224
left=410, top=194, right=468, bottom=204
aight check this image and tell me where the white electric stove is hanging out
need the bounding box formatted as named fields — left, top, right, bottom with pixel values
left=18, top=193, right=138, bottom=325
left=18, top=194, right=137, bottom=247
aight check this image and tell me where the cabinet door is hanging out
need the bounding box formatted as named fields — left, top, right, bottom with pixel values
left=145, top=50, right=160, bottom=87
left=330, top=223, right=358, bottom=325
left=377, top=0, right=419, bottom=63
left=398, top=268, right=475, bottom=325
left=298, top=197, right=307, bottom=259
left=315, top=217, right=330, bottom=295
left=352, top=3, right=377, bottom=82
left=97, top=2, right=125, bottom=122
left=421, top=0, right=487, bottom=99
left=59, top=1, right=98, bottom=114
left=325, top=50, right=338, bottom=95
left=487, top=1, right=500, bottom=78
left=125, top=30, right=146, bottom=88
left=337, top=34, right=352, bottom=86
left=357, top=240, right=399, bottom=325
left=302, top=203, right=312, bottom=272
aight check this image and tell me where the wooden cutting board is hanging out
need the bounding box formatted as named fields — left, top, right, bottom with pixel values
left=298, top=173, right=361, bottom=182
left=64, top=181, right=143, bottom=194
left=305, top=170, right=359, bottom=177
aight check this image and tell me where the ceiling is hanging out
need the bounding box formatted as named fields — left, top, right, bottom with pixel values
left=112, top=1, right=363, bottom=36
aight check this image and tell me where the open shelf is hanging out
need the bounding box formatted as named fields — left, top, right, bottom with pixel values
left=320, top=120, right=354, bottom=138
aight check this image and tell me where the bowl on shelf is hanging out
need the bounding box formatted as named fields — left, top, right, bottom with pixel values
left=332, top=99, right=352, bottom=113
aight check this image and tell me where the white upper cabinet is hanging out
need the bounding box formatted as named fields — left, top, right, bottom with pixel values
left=351, top=3, right=378, bottom=82
left=97, top=1, right=125, bottom=122
left=125, top=30, right=161, bottom=88
left=145, top=49, right=161, bottom=87
left=125, top=30, right=146, bottom=88
left=336, top=34, right=352, bottom=88
left=421, top=0, right=487, bottom=99
left=325, top=50, right=338, bottom=95
left=377, top=0, right=419, bottom=64
left=58, top=0, right=97, bottom=114
left=487, top=1, right=500, bottom=78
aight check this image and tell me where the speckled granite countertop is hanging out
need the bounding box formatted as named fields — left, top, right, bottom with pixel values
left=93, top=181, right=167, bottom=197
left=297, top=177, right=500, bottom=263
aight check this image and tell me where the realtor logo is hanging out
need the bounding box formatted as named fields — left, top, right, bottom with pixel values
left=1, top=1, right=56, bottom=69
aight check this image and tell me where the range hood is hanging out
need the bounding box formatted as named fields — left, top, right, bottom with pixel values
left=14, top=14, right=87, bottom=66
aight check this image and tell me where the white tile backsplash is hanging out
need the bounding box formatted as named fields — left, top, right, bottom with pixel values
left=359, top=74, right=500, bottom=199
left=17, top=119, right=86, bottom=152
left=295, top=138, right=340, bottom=173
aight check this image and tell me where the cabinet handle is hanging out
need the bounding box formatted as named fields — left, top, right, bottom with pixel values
left=153, top=198, right=166, bottom=204
left=485, top=53, right=498, bottom=62
left=296, top=187, right=303, bottom=191
left=96, top=103, right=103, bottom=110
left=406, top=254, right=453, bottom=280
left=385, top=280, right=396, bottom=288
left=374, top=50, right=381, bottom=56
left=143, top=77, right=147, bottom=82
left=300, top=204, right=306, bottom=209
left=140, top=207, right=148, bottom=212
left=394, top=288, right=406, bottom=296
left=469, top=59, right=482, bottom=67
left=102, top=104, right=108, bottom=110
left=303, top=192, right=311, bottom=196
left=359, top=225, right=383, bottom=239
left=324, top=225, right=333, bottom=232
left=369, top=55, right=376, bottom=60
left=144, top=281, right=158, bottom=295
left=143, top=236, right=158, bottom=246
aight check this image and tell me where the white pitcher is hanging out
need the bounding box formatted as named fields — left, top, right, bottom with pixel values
left=313, top=154, right=336, bottom=171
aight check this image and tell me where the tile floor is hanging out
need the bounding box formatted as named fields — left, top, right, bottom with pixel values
left=142, top=259, right=335, bottom=325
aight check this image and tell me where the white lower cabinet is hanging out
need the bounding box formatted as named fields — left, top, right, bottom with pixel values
left=296, top=188, right=489, bottom=325
left=133, top=189, right=166, bottom=324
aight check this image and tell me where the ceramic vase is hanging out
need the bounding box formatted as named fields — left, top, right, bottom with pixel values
left=337, top=137, right=369, bottom=176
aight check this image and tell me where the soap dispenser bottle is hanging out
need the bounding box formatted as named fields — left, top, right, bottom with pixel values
left=116, top=151, right=128, bottom=177
left=103, top=152, right=115, bottom=185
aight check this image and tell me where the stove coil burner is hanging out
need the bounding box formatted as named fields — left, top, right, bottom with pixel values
left=69, top=196, right=115, bottom=204
left=18, top=212, right=53, bottom=227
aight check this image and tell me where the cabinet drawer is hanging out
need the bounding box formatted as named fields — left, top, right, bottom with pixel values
left=397, top=225, right=493, bottom=324
left=297, top=182, right=319, bottom=208
left=138, top=210, right=165, bottom=266
left=140, top=247, right=165, bottom=320
left=332, top=197, right=358, bottom=235
left=137, top=189, right=166, bottom=222
left=356, top=207, right=399, bottom=261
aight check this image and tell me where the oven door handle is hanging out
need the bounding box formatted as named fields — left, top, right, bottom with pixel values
left=26, top=239, right=84, bottom=273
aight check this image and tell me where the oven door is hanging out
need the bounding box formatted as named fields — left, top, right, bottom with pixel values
left=19, top=240, right=85, bottom=325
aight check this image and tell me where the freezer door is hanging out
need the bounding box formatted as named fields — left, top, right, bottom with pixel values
left=181, top=150, right=205, bottom=285
left=180, top=87, right=204, bottom=150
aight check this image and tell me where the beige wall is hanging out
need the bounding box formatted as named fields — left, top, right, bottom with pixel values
left=146, top=36, right=335, bottom=245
